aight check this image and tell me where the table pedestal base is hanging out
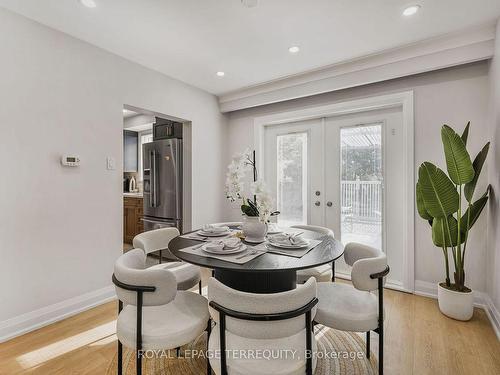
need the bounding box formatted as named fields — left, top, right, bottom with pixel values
left=214, top=269, right=297, bottom=293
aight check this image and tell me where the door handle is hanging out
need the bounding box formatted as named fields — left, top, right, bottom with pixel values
left=315, top=201, right=321, bottom=206
left=327, top=201, right=333, bottom=207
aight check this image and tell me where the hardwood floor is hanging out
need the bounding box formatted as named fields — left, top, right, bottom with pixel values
left=1, top=272, right=499, bottom=374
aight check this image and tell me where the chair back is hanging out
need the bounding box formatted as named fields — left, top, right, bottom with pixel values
left=344, top=243, right=387, bottom=292
left=114, top=249, right=177, bottom=306
left=290, top=224, right=334, bottom=238
left=208, top=277, right=317, bottom=340
left=133, top=227, right=180, bottom=259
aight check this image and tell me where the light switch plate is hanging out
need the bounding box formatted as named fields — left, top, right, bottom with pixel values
left=106, top=157, right=116, bottom=170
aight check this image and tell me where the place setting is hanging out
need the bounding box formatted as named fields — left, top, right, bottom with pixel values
left=251, top=232, right=323, bottom=258
left=178, top=236, right=266, bottom=264
left=180, top=224, right=235, bottom=241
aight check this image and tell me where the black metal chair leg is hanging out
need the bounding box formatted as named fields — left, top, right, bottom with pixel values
left=331, top=261, right=335, bottom=282
left=366, top=331, right=370, bottom=359
left=118, top=300, right=123, bottom=375
left=379, top=325, right=383, bottom=374
left=199, top=280, right=202, bottom=295
left=206, top=319, right=212, bottom=375
left=159, top=249, right=162, bottom=264
left=176, top=347, right=181, bottom=357
left=118, top=340, right=123, bottom=375
left=136, top=292, right=143, bottom=375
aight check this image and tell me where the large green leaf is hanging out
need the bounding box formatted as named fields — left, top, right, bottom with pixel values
left=441, top=125, right=474, bottom=185
left=416, top=182, right=433, bottom=220
left=464, top=142, right=490, bottom=202
left=418, top=162, right=459, bottom=218
left=461, top=121, right=470, bottom=146
left=432, top=216, right=464, bottom=247
left=461, top=195, right=488, bottom=231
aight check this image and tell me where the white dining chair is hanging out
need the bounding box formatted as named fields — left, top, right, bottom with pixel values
left=290, top=225, right=335, bottom=283
left=133, top=228, right=202, bottom=293
left=313, top=243, right=389, bottom=375
left=113, top=249, right=210, bottom=375
left=207, top=276, right=318, bottom=375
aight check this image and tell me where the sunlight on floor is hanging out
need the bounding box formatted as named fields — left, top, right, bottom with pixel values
left=16, top=320, right=116, bottom=369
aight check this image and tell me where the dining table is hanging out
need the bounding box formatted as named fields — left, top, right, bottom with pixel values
left=169, top=225, right=344, bottom=294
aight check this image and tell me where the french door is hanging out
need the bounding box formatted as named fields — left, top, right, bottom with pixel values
left=264, top=107, right=406, bottom=290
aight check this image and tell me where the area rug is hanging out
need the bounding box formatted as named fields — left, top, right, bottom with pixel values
left=106, top=326, right=378, bottom=374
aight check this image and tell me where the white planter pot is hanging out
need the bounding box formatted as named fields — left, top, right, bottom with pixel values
left=437, top=283, right=474, bottom=321
left=242, top=216, right=267, bottom=243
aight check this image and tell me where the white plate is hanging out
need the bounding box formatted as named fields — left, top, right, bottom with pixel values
left=202, top=244, right=247, bottom=255
left=198, top=230, right=232, bottom=237
left=267, top=239, right=309, bottom=249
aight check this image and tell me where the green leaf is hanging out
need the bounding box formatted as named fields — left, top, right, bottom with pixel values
left=464, top=142, right=490, bottom=202
left=461, top=121, right=470, bottom=145
left=241, top=204, right=258, bottom=216
left=441, top=125, right=474, bottom=185
left=418, top=162, right=459, bottom=218
left=461, top=195, right=488, bottom=230
left=432, top=216, right=464, bottom=247
left=416, top=182, right=433, bottom=220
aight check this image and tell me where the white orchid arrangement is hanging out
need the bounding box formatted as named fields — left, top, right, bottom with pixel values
left=225, top=149, right=278, bottom=222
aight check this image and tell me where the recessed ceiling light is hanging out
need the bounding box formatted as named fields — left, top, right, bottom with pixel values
left=288, top=46, right=300, bottom=54
left=216, top=71, right=225, bottom=77
left=79, top=0, right=97, bottom=8
left=403, top=5, right=420, bottom=16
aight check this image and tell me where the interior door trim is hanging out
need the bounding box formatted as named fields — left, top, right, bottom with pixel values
left=254, top=91, right=415, bottom=293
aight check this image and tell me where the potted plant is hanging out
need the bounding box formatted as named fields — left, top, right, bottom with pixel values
left=225, top=149, right=278, bottom=242
left=416, top=122, right=490, bottom=320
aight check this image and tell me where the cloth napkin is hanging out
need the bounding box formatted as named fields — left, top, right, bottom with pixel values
left=268, top=233, right=308, bottom=246
left=202, top=224, right=230, bottom=233
left=204, top=237, right=241, bottom=252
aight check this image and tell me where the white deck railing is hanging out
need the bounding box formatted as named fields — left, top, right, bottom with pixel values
left=341, top=179, right=382, bottom=222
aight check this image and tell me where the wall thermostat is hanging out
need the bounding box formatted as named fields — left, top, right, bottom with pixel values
left=61, top=155, right=80, bottom=167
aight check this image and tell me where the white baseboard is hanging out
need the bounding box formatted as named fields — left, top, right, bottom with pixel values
left=414, top=279, right=500, bottom=340
left=482, top=294, right=500, bottom=340
left=0, top=285, right=116, bottom=343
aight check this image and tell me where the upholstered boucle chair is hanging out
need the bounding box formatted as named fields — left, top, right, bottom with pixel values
left=314, top=243, right=389, bottom=375
left=113, top=249, right=210, bottom=375
left=207, top=276, right=318, bottom=375
left=133, top=227, right=202, bottom=293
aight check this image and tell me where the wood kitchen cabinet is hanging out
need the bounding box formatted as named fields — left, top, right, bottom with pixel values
left=123, top=197, right=144, bottom=243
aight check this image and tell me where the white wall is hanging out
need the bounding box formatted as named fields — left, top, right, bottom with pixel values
left=224, top=62, right=491, bottom=293
left=0, top=8, right=227, bottom=337
left=486, top=19, right=500, bottom=323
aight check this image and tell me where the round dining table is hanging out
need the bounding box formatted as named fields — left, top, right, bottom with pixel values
left=169, top=226, right=344, bottom=294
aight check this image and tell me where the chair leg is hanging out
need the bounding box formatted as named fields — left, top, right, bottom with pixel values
left=331, top=261, right=335, bottom=282
left=117, top=340, right=123, bottom=375
left=176, top=347, right=181, bottom=357
left=207, top=319, right=212, bottom=375
left=366, top=331, right=370, bottom=359
left=199, top=280, right=202, bottom=295
left=379, top=324, right=384, bottom=375
left=136, top=349, right=142, bottom=375
left=158, top=249, right=162, bottom=264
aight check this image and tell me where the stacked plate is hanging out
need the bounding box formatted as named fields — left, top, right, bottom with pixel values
left=198, top=224, right=231, bottom=237
left=267, top=233, right=309, bottom=249
left=202, top=238, right=246, bottom=255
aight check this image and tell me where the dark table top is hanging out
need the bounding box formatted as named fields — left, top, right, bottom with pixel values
left=169, top=228, right=344, bottom=273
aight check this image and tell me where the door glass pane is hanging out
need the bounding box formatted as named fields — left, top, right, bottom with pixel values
left=340, top=124, right=383, bottom=250
left=276, top=133, right=308, bottom=226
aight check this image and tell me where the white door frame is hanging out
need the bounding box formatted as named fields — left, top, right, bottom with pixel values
left=253, top=91, right=415, bottom=293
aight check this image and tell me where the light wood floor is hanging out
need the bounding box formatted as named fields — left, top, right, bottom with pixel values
left=1, top=272, right=499, bottom=375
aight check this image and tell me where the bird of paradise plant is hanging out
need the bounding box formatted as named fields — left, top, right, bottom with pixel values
left=416, top=122, right=490, bottom=292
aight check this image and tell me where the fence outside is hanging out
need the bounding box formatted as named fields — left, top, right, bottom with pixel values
left=341, top=178, right=383, bottom=223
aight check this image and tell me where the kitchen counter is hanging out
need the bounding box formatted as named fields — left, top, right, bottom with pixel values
left=123, top=192, right=143, bottom=198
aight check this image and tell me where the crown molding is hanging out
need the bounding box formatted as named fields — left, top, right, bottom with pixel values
left=219, top=23, right=496, bottom=113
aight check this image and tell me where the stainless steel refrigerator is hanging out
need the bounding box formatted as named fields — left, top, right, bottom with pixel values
left=142, top=138, right=182, bottom=233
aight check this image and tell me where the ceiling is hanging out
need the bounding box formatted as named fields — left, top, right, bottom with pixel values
left=1, top=0, right=500, bottom=96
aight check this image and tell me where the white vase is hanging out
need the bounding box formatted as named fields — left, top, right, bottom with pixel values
left=242, top=216, right=268, bottom=243
left=437, top=283, right=474, bottom=321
